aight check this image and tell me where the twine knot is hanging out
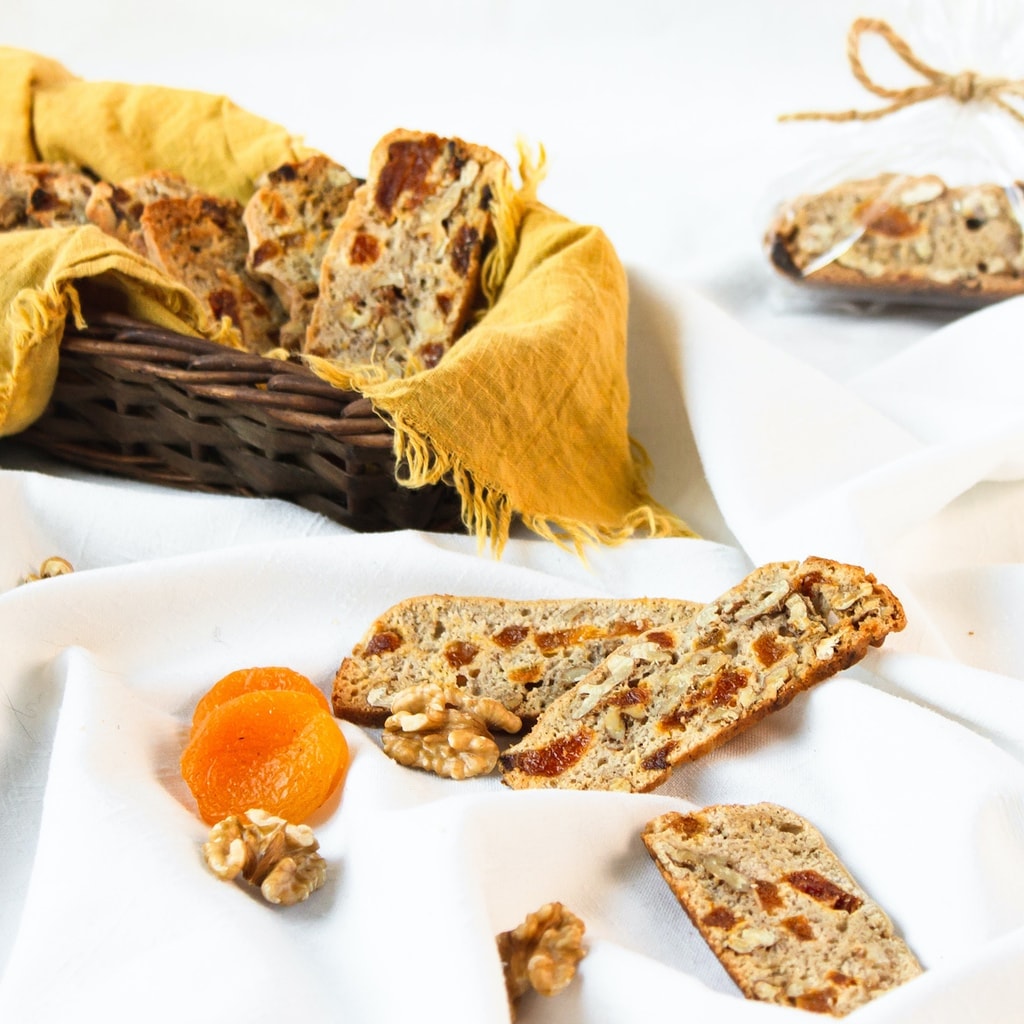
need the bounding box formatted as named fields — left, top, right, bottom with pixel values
left=950, top=70, right=978, bottom=103
left=781, top=17, right=1024, bottom=126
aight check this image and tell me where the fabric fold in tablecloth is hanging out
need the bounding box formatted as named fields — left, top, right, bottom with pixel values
left=1, top=524, right=1023, bottom=1024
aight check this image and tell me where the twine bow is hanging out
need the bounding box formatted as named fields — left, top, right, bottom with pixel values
left=781, top=17, right=1024, bottom=125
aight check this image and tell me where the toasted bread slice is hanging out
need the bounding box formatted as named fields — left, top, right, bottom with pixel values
left=766, top=172, right=1024, bottom=304
left=305, top=129, right=508, bottom=374
left=140, top=194, right=286, bottom=353
left=499, top=558, right=906, bottom=792
left=243, top=155, right=359, bottom=350
left=332, top=594, right=701, bottom=728
left=643, top=803, right=922, bottom=1015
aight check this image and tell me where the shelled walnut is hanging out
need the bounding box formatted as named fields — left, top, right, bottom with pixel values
left=20, top=555, right=74, bottom=584
left=381, top=682, right=521, bottom=779
left=497, top=902, right=587, bottom=1019
left=202, top=808, right=327, bottom=905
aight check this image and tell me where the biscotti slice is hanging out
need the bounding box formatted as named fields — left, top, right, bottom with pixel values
left=85, top=169, right=198, bottom=255
left=0, top=162, right=94, bottom=230
left=140, top=194, right=286, bottom=353
left=332, top=595, right=701, bottom=728
left=642, top=804, right=922, bottom=1015
left=499, top=557, right=906, bottom=792
left=243, top=155, right=360, bottom=350
left=304, top=129, right=509, bottom=374
left=766, top=172, right=1024, bottom=304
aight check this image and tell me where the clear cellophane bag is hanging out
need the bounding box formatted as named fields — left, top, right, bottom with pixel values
left=763, top=1, right=1024, bottom=310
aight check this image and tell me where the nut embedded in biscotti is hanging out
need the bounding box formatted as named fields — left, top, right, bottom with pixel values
left=202, top=808, right=327, bottom=905
left=497, top=902, right=587, bottom=1018
left=381, top=681, right=521, bottom=779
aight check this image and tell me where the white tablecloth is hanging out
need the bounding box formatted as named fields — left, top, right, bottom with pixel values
left=2, top=1, right=1023, bottom=1021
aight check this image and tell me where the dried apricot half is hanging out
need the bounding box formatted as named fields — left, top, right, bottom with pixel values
left=190, top=666, right=330, bottom=736
left=181, top=688, right=348, bottom=825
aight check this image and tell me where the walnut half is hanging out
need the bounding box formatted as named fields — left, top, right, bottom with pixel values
left=497, top=902, right=587, bottom=1019
left=20, top=555, right=74, bottom=584
left=202, top=808, right=327, bottom=906
left=381, top=682, right=521, bottom=780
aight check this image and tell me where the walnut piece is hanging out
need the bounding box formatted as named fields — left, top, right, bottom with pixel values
left=21, top=556, right=74, bottom=584
left=202, top=808, right=327, bottom=905
left=497, top=902, right=587, bottom=1018
left=381, top=682, right=521, bottom=779
left=724, top=926, right=777, bottom=954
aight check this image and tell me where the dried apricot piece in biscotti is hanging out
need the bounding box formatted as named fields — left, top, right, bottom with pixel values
left=181, top=688, right=349, bottom=825
left=190, top=666, right=331, bottom=736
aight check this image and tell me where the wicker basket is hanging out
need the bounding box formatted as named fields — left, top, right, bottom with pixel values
left=19, top=313, right=464, bottom=533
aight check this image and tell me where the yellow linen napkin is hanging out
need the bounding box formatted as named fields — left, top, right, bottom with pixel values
left=1, top=46, right=310, bottom=200
left=0, top=48, right=695, bottom=551
left=0, top=225, right=241, bottom=436
left=312, top=202, right=691, bottom=550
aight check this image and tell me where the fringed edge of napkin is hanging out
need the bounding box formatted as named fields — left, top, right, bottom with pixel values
left=0, top=278, right=79, bottom=436
left=480, top=139, right=547, bottom=307
left=386, top=413, right=696, bottom=556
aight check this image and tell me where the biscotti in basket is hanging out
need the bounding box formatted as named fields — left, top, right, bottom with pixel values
left=1, top=128, right=509, bottom=365
left=2, top=51, right=669, bottom=552
left=5, top=128, right=513, bottom=531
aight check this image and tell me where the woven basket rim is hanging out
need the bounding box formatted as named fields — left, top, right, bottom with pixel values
left=19, top=313, right=464, bottom=533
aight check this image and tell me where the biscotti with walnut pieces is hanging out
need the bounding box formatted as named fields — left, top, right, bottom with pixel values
left=766, top=172, right=1024, bottom=304
left=304, top=129, right=509, bottom=375
left=331, top=595, right=701, bottom=728
left=0, top=162, right=94, bottom=229
left=499, top=557, right=906, bottom=792
left=642, top=804, right=922, bottom=1016
left=84, top=169, right=198, bottom=255
left=243, top=155, right=360, bottom=350
left=140, top=193, right=286, bottom=354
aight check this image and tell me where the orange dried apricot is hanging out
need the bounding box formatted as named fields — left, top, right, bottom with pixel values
left=190, top=666, right=330, bottom=736
left=181, top=688, right=348, bottom=825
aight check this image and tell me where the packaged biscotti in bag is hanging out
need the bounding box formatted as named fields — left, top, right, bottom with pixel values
left=763, top=6, right=1024, bottom=309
